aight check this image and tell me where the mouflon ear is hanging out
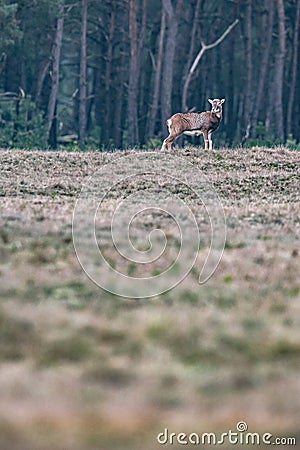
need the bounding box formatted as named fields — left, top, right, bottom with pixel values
left=221, top=99, right=225, bottom=103
left=208, top=99, right=213, bottom=104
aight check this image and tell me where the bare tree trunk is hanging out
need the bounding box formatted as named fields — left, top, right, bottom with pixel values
left=147, top=8, right=166, bottom=139
left=0, top=53, right=7, bottom=77
left=103, top=3, right=115, bottom=146
left=161, top=0, right=183, bottom=126
left=102, top=2, right=116, bottom=145
left=79, top=0, right=88, bottom=146
left=242, top=0, right=252, bottom=143
left=114, top=33, right=126, bottom=148
left=287, top=0, right=300, bottom=137
left=274, top=0, right=286, bottom=141
left=126, top=0, right=147, bottom=146
left=35, top=57, right=51, bottom=107
left=20, top=57, right=26, bottom=91
left=182, top=19, right=239, bottom=112
left=137, top=0, right=147, bottom=144
left=93, top=68, right=103, bottom=148
left=251, top=0, right=274, bottom=136
left=138, top=0, right=147, bottom=59
left=47, top=3, right=64, bottom=147
left=127, top=0, right=139, bottom=146
left=227, top=0, right=238, bottom=144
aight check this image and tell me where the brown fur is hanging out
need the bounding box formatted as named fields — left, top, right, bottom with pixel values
left=161, top=98, right=225, bottom=151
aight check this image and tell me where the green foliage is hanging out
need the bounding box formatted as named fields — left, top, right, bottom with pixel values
left=223, top=274, right=233, bottom=283
left=0, top=0, right=21, bottom=49
left=246, top=125, right=300, bottom=150
left=0, top=0, right=299, bottom=149
left=0, top=95, right=47, bottom=148
left=286, top=134, right=300, bottom=150
left=245, top=122, right=281, bottom=148
left=143, top=137, right=162, bottom=150
left=85, top=125, right=101, bottom=147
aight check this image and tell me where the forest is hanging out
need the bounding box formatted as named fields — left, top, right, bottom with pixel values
left=1, top=2, right=300, bottom=448
left=0, top=0, right=299, bottom=150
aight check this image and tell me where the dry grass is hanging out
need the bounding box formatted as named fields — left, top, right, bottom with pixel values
left=0, top=146, right=299, bottom=449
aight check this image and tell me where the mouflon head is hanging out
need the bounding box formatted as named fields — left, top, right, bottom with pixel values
left=208, top=98, right=225, bottom=114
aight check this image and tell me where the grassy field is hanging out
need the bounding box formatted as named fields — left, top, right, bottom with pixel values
left=0, top=146, right=299, bottom=449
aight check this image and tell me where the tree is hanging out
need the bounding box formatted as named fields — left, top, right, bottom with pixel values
left=226, top=0, right=239, bottom=144
left=0, top=0, right=20, bottom=50
left=242, top=0, right=252, bottom=143
left=161, top=0, right=183, bottom=125
left=287, top=0, right=300, bottom=137
left=102, top=2, right=115, bottom=146
left=47, top=1, right=65, bottom=148
left=1, top=0, right=300, bottom=149
left=273, top=0, right=286, bottom=141
left=147, top=7, right=166, bottom=140
left=251, top=0, right=274, bottom=137
left=0, top=0, right=21, bottom=77
left=79, top=0, right=88, bottom=146
left=182, top=19, right=239, bottom=112
left=126, top=0, right=147, bottom=146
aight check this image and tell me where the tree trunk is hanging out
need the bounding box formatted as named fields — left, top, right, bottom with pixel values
left=114, top=33, right=127, bottom=148
left=127, top=0, right=139, bottom=146
left=35, top=57, right=51, bottom=107
left=286, top=0, right=300, bottom=137
left=274, top=0, right=286, bottom=141
left=161, top=0, right=182, bottom=126
left=126, top=0, right=147, bottom=146
left=49, top=103, right=57, bottom=149
left=227, top=0, right=238, bottom=144
left=0, top=53, right=7, bottom=77
left=147, top=8, right=166, bottom=139
left=251, top=0, right=274, bottom=136
left=103, top=3, right=115, bottom=146
left=79, top=0, right=88, bottom=146
left=242, top=0, right=252, bottom=143
left=47, top=4, right=64, bottom=147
